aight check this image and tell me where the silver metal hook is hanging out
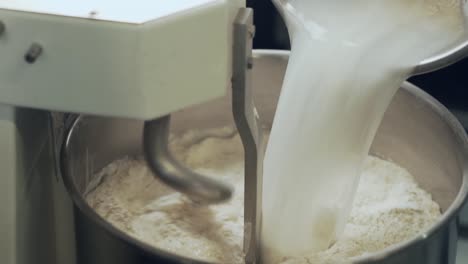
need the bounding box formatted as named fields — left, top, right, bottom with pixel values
left=143, top=115, right=233, bottom=204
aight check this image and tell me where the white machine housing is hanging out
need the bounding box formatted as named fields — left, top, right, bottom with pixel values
left=0, top=1, right=245, bottom=264
left=0, top=0, right=244, bottom=119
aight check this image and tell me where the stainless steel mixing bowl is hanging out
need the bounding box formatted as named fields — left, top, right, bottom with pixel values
left=61, top=50, right=468, bottom=264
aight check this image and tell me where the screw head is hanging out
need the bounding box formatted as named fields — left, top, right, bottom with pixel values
left=25, top=43, right=43, bottom=64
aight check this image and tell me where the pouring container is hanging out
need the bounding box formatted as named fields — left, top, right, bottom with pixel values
left=61, top=50, right=468, bottom=264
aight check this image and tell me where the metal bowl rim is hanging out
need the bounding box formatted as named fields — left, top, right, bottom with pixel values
left=61, top=49, right=468, bottom=264
left=60, top=122, right=209, bottom=264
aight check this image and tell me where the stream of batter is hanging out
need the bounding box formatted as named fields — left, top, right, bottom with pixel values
left=262, top=1, right=466, bottom=260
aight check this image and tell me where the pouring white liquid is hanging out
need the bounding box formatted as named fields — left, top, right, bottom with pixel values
left=262, top=0, right=466, bottom=261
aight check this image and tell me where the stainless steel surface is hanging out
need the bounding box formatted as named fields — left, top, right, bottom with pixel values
left=414, top=39, right=468, bottom=75
left=61, top=50, right=468, bottom=264
left=450, top=110, right=468, bottom=231
left=0, top=106, right=72, bottom=264
left=271, top=0, right=468, bottom=75
left=49, top=112, right=77, bottom=181
left=457, top=237, right=468, bottom=264
left=143, top=115, right=233, bottom=204
left=62, top=116, right=193, bottom=264
left=461, top=204, right=468, bottom=230
left=461, top=207, right=468, bottom=235
left=232, top=9, right=263, bottom=264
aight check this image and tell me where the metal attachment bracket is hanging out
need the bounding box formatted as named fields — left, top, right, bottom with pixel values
left=232, top=7, right=263, bottom=264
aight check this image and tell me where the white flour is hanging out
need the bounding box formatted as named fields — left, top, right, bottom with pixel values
left=86, top=129, right=441, bottom=263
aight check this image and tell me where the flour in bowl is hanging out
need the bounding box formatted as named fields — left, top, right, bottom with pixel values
left=85, top=128, right=441, bottom=263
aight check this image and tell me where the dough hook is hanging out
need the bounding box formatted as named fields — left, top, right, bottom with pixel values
left=143, top=8, right=262, bottom=263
